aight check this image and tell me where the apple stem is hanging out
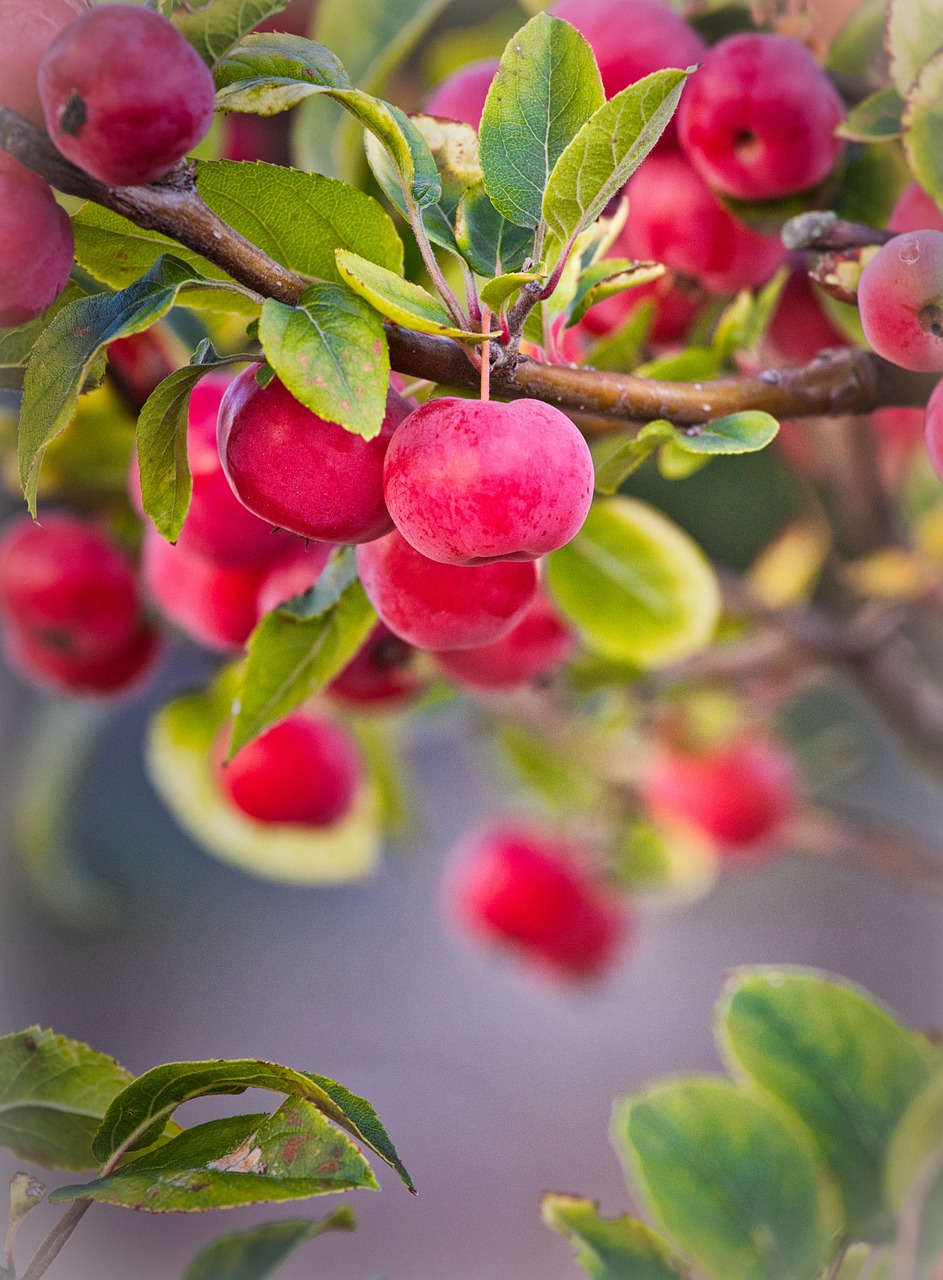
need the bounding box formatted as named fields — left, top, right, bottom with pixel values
left=480, top=307, right=492, bottom=402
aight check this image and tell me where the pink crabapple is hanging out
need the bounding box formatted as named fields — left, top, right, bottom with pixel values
left=857, top=231, right=943, bottom=373
left=327, top=623, right=426, bottom=710
left=433, top=591, right=576, bottom=693
left=0, top=0, right=90, bottom=125
left=0, top=152, right=74, bottom=328
left=424, top=59, right=498, bottom=130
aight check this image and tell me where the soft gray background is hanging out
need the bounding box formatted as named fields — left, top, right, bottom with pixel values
left=1, top=659, right=942, bottom=1280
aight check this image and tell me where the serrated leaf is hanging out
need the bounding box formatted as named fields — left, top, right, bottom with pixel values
left=91, top=1053, right=411, bottom=1191
left=54, top=1101, right=376, bottom=1211
left=0, top=282, right=89, bottom=392
left=183, top=1208, right=356, bottom=1280
left=480, top=271, right=545, bottom=311
left=175, top=0, right=291, bottom=66
left=837, top=85, right=905, bottom=142
left=479, top=13, right=604, bottom=229
left=259, top=283, right=389, bottom=437
left=614, top=1078, right=839, bottom=1280
left=454, top=182, right=536, bottom=277
left=543, top=68, right=692, bottom=246
left=232, top=580, right=377, bottom=753
left=565, top=259, right=664, bottom=328
left=366, top=114, right=481, bottom=252
left=335, top=250, right=494, bottom=341
left=547, top=498, right=720, bottom=667
left=0, top=1029, right=132, bottom=1171
left=543, top=1193, right=689, bottom=1279
left=903, top=49, right=943, bottom=207
left=19, top=257, right=236, bottom=515
left=146, top=673, right=382, bottom=886
left=886, top=0, right=943, bottom=96
left=719, top=967, right=940, bottom=1242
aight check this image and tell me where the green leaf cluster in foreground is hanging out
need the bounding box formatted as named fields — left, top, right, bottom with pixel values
left=547, top=968, right=943, bottom=1280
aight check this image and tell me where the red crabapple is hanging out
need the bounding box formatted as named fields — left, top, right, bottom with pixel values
left=889, top=182, right=943, bottom=235
left=327, top=623, right=425, bottom=709
left=922, top=378, right=943, bottom=484
left=217, top=368, right=413, bottom=544
left=216, top=713, right=362, bottom=828
left=0, top=0, right=89, bottom=125
left=356, top=530, right=538, bottom=651
left=639, top=735, right=799, bottom=855
left=107, top=328, right=183, bottom=410
left=4, top=620, right=162, bottom=697
left=434, top=591, right=575, bottom=693
left=0, top=513, right=141, bottom=661
left=0, top=153, right=74, bottom=328
left=857, top=231, right=943, bottom=373
left=763, top=269, right=847, bottom=368
left=624, top=155, right=786, bottom=296
left=383, top=398, right=593, bottom=565
left=678, top=34, right=844, bottom=201
left=444, top=823, right=630, bottom=981
left=38, top=4, right=216, bottom=186
left=425, top=59, right=498, bottom=130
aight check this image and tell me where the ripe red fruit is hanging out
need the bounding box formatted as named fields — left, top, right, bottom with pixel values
left=857, top=231, right=943, bottom=373
left=678, top=34, right=844, bottom=201
left=384, top=398, right=594, bottom=565
left=217, top=368, right=413, bottom=544
left=327, top=623, right=425, bottom=709
left=889, top=182, right=943, bottom=235
left=444, top=823, right=629, bottom=981
left=216, top=714, right=362, bottom=828
left=425, top=58, right=498, bottom=130
left=763, top=269, right=847, bottom=368
left=0, top=513, right=141, bottom=660
left=434, top=591, right=575, bottom=693
left=254, top=542, right=334, bottom=618
left=4, top=620, right=162, bottom=697
left=0, top=0, right=90, bottom=125
left=640, top=736, right=799, bottom=854
left=0, top=153, right=74, bottom=328
left=356, top=530, right=538, bottom=651
left=107, top=328, right=183, bottom=410
left=922, top=379, right=943, bottom=484
left=624, top=155, right=786, bottom=296
left=38, top=4, right=216, bottom=186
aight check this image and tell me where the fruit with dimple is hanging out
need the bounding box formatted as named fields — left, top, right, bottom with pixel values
left=0, top=153, right=74, bottom=328
left=216, top=713, right=362, bottom=828
left=434, top=592, right=575, bottom=692
left=4, top=620, right=162, bottom=696
left=624, top=155, right=786, bottom=296
left=0, top=0, right=90, bottom=125
left=327, top=623, right=425, bottom=709
left=356, top=530, right=538, bottom=651
left=384, top=398, right=594, bottom=565
left=444, top=822, right=630, bottom=980
left=639, top=735, right=799, bottom=854
left=425, top=58, right=498, bottom=130
left=38, top=3, right=216, bottom=186
left=217, top=368, right=413, bottom=544
left=857, top=231, right=943, bottom=373
left=678, top=33, right=844, bottom=201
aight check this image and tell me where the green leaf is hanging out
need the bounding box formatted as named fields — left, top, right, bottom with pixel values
left=542, top=1193, right=689, bottom=1279
left=887, top=1073, right=943, bottom=1279
left=315, top=0, right=449, bottom=93
left=0, top=1029, right=132, bottom=1171
left=591, top=423, right=675, bottom=492
left=718, top=967, right=940, bottom=1242
left=590, top=412, right=769, bottom=491
left=565, top=259, right=665, bottom=328
left=335, top=250, right=494, bottom=341
left=837, top=85, right=905, bottom=142
left=366, top=114, right=481, bottom=253
left=712, top=271, right=788, bottom=363
left=183, top=1209, right=356, bottom=1280
left=91, top=1052, right=413, bottom=1192
left=479, top=13, right=604, bottom=229
left=146, top=673, right=382, bottom=887
left=543, top=68, right=692, bottom=246
left=828, top=0, right=886, bottom=77
left=0, top=282, right=89, bottom=392
left=886, top=0, right=943, bottom=96
left=276, top=545, right=359, bottom=620
left=232, top=579, right=377, bottom=754
left=137, top=344, right=247, bottom=544
left=675, top=412, right=779, bottom=456
left=19, top=257, right=235, bottom=515
left=175, top=0, right=291, bottom=66
left=633, top=348, right=721, bottom=382
left=480, top=271, right=546, bottom=312
left=54, top=1101, right=376, bottom=1211
left=547, top=498, right=720, bottom=668
left=903, top=49, right=943, bottom=207
left=454, top=182, right=536, bottom=277
left=259, top=282, right=389, bottom=437
left=614, top=1078, right=839, bottom=1280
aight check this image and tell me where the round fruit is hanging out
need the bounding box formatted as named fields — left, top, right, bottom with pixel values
left=857, top=231, right=943, bottom=373
left=763, top=269, right=847, bottom=368
left=383, top=397, right=594, bottom=565
left=0, top=512, right=141, bottom=660
left=4, top=620, right=162, bottom=697
left=327, top=623, right=425, bottom=709
left=38, top=3, right=216, bottom=186
left=444, top=823, right=629, bottom=980
left=0, top=0, right=90, bottom=125
left=640, top=736, right=799, bottom=853
left=356, top=530, right=538, bottom=651
left=425, top=58, right=498, bottom=130
left=678, top=33, right=845, bottom=201
left=889, top=182, right=943, bottom=235
left=217, top=368, right=413, bottom=544
left=0, top=153, right=74, bottom=328
left=434, top=592, right=575, bottom=692
left=923, top=378, right=943, bottom=483
left=216, top=714, right=362, bottom=828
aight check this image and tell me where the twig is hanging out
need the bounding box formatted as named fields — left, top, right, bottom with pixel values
left=20, top=1200, right=92, bottom=1280
left=782, top=211, right=895, bottom=252
left=792, top=808, right=943, bottom=892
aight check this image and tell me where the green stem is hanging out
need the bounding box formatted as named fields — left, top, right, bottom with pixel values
left=20, top=1201, right=92, bottom=1280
